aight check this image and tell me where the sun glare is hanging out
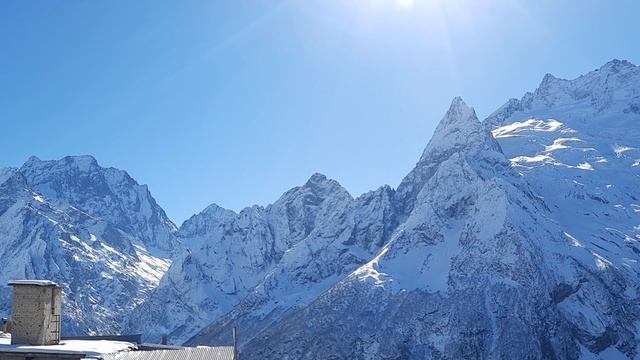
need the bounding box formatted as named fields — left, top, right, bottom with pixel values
left=396, top=0, right=415, bottom=8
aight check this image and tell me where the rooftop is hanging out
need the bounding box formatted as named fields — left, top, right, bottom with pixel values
left=0, top=332, right=134, bottom=358
left=8, top=279, right=60, bottom=287
left=103, top=347, right=235, bottom=360
left=0, top=333, right=235, bottom=360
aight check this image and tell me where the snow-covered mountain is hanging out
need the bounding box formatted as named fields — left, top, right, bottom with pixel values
left=487, top=60, right=640, bottom=304
left=231, top=93, right=639, bottom=359
left=137, top=60, right=638, bottom=359
left=128, top=173, right=397, bottom=344
left=2, top=59, right=638, bottom=359
left=0, top=155, right=178, bottom=335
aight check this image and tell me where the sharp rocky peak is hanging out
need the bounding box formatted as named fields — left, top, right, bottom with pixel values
left=302, top=172, right=339, bottom=192
left=201, top=203, right=237, bottom=216
left=419, top=97, right=499, bottom=162
left=537, top=73, right=568, bottom=89
left=395, top=97, right=506, bottom=217
left=182, top=203, right=237, bottom=226
left=305, top=172, right=328, bottom=185
left=291, top=172, right=351, bottom=200
left=444, top=96, right=475, bottom=121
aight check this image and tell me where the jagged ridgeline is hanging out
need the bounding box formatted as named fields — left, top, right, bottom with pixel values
left=1, top=60, right=639, bottom=359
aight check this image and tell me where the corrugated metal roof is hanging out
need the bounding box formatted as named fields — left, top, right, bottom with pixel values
left=0, top=348, right=87, bottom=358
left=103, top=347, right=235, bottom=360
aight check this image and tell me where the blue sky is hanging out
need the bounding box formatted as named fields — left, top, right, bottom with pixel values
left=1, top=0, right=639, bottom=224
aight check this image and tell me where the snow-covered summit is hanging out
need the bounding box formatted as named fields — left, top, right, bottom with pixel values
left=290, top=172, right=348, bottom=199
left=487, top=59, right=640, bottom=126
left=395, top=97, right=506, bottom=217
left=17, top=155, right=177, bottom=252
left=420, top=96, right=497, bottom=160
left=20, top=155, right=104, bottom=180
left=305, top=172, right=329, bottom=184
left=0, top=155, right=179, bottom=336
left=598, top=58, right=636, bottom=73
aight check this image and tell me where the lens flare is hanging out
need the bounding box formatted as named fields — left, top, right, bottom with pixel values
left=396, top=0, right=415, bottom=8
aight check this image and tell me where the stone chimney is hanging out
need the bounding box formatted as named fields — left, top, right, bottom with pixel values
left=8, top=280, right=62, bottom=345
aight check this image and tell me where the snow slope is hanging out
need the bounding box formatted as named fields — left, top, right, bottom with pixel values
left=487, top=59, right=640, bottom=288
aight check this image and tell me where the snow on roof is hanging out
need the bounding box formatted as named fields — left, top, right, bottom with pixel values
left=8, top=279, right=59, bottom=287
left=0, top=332, right=136, bottom=358
left=0, top=333, right=234, bottom=360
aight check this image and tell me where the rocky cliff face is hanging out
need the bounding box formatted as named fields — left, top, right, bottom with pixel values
left=0, top=155, right=177, bottom=335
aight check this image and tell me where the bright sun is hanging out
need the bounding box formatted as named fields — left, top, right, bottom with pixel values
left=396, top=0, right=415, bottom=8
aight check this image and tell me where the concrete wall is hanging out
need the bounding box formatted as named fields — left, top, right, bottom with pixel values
left=10, top=286, right=61, bottom=345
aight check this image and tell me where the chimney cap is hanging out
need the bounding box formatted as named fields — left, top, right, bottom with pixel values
left=8, top=280, right=59, bottom=287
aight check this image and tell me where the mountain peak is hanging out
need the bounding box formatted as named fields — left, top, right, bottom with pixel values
left=202, top=203, right=236, bottom=218
left=445, top=96, right=475, bottom=123
left=20, top=155, right=99, bottom=173
left=397, top=97, right=504, bottom=215
left=26, top=155, right=42, bottom=164
left=301, top=172, right=352, bottom=200
left=431, top=97, right=478, bottom=138
left=599, top=58, right=636, bottom=73
left=179, top=202, right=238, bottom=232
left=305, top=172, right=328, bottom=185
left=540, top=72, right=561, bottom=86
left=271, top=172, right=352, bottom=209
left=419, top=97, right=497, bottom=162
left=21, top=155, right=44, bottom=170
left=486, top=59, right=640, bottom=125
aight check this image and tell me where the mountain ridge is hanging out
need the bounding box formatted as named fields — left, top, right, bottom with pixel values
left=178, top=60, right=639, bottom=359
left=0, top=154, right=179, bottom=335
left=1, top=59, right=638, bottom=359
